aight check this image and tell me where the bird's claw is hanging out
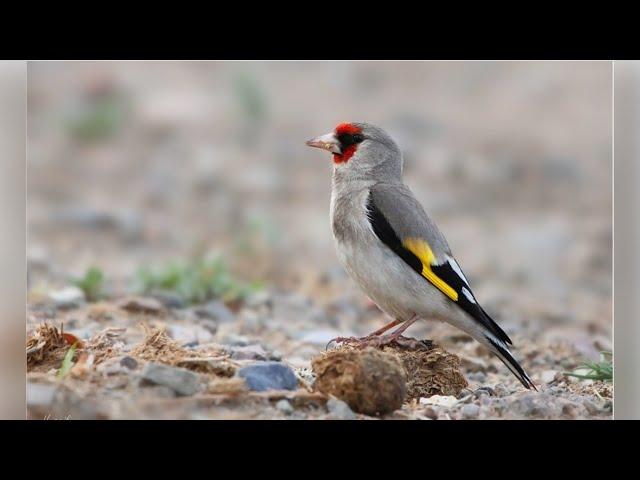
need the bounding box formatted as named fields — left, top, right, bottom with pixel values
left=326, top=334, right=433, bottom=351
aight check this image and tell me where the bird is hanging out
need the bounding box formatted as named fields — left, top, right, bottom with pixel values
left=305, top=122, right=536, bottom=390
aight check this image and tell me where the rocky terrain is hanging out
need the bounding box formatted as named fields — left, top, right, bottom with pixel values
left=27, top=61, right=612, bottom=419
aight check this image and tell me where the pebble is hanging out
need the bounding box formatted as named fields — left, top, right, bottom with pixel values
left=149, top=290, right=186, bottom=309
left=244, top=290, right=272, bottom=308
left=117, top=296, right=164, bottom=315
left=140, top=363, right=202, bottom=396
left=540, top=370, right=558, bottom=384
left=493, top=383, right=510, bottom=397
left=219, top=333, right=252, bottom=346
left=236, top=362, right=298, bottom=392
left=468, top=371, right=487, bottom=383
left=193, top=300, right=235, bottom=323
left=120, top=356, right=138, bottom=370
left=420, top=395, right=458, bottom=408
left=47, top=286, right=85, bottom=309
left=167, top=324, right=215, bottom=346
left=197, top=319, right=219, bottom=335
left=326, top=398, right=357, bottom=420
left=27, top=382, right=57, bottom=408
left=423, top=407, right=438, bottom=420
left=230, top=344, right=273, bottom=361
left=461, top=403, right=480, bottom=419
left=275, top=399, right=294, bottom=415
left=510, top=393, right=552, bottom=418
left=582, top=398, right=602, bottom=416
left=561, top=402, right=579, bottom=418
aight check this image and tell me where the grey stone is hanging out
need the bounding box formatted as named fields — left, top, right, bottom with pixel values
left=236, top=362, right=298, bottom=392
left=244, top=290, right=272, bottom=308
left=583, top=399, right=603, bottom=416
left=468, top=371, right=487, bottom=383
left=230, top=344, right=278, bottom=361
left=47, top=286, right=85, bottom=309
left=27, top=382, right=57, bottom=408
left=150, top=290, right=186, bottom=309
left=193, top=300, right=235, bottom=323
left=510, top=393, right=553, bottom=418
left=120, top=356, right=138, bottom=370
left=493, top=383, right=510, bottom=397
left=461, top=403, right=480, bottom=419
left=140, top=363, right=202, bottom=396
left=219, top=333, right=252, bottom=346
left=197, top=319, right=219, bottom=335
left=167, top=324, right=215, bottom=346
left=540, top=370, right=558, bottom=384
left=326, top=398, right=356, bottom=420
left=275, top=399, right=294, bottom=415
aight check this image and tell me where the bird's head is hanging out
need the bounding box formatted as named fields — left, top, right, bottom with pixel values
left=306, top=122, right=403, bottom=181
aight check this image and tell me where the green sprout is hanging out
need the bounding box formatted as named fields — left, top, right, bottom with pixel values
left=57, top=343, right=78, bottom=380
left=565, top=351, right=612, bottom=383
left=72, top=266, right=104, bottom=302
left=136, top=254, right=262, bottom=305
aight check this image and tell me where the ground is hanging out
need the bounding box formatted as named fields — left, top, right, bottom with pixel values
left=27, top=61, right=612, bottom=419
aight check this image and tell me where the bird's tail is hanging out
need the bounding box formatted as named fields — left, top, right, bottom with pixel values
left=485, top=336, right=537, bottom=391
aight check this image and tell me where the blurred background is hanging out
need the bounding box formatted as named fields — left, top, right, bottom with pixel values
left=26, top=61, right=613, bottom=419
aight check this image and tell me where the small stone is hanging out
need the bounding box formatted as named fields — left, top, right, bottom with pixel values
left=494, top=383, right=510, bottom=397
left=47, top=286, right=85, bottom=309
left=326, top=398, right=357, bottom=420
left=167, top=324, right=215, bottom=346
left=236, top=362, right=298, bottom=392
left=461, top=403, right=480, bottom=419
left=561, top=402, right=579, bottom=418
left=197, top=319, right=219, bottom=335
left=118, top=296, right=164, bottom=315
left=540, top=370, right=558, bottom=384
left=120, top=356, right=138, bottom=370
left=140, top=363, right=202, bottom=396
left=423, top=407, right=438, bottom=419
left=583, top=399, right=602, bottom=416
left=510, top=392, right=552, bottom=418
left=149, top=290, right=186, bottom=309
left=230, top=344, right=272, bottom=361
left=194, top=301, right=235, bottom=323
left=244, top=290, right=271, bottom=308
left=275, top=399, right=294, bottom=415
left=27, top=382, right=57, bottom=408
left=219, top=333, right=252, bottom=346
left=96, top=357, right=126, bottom=375
left=420, top=395, right=458, bottom=408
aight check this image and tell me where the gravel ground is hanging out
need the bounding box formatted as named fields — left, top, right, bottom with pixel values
left=27, top=61, right=612, bottom=419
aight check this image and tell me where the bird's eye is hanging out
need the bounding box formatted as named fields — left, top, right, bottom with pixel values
left=352, top=134, right=364, bottom=143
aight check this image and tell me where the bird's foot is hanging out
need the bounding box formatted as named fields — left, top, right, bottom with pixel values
left=326, top=334, right=432, bottom=351
left=325, top=335, right=378, bottom=350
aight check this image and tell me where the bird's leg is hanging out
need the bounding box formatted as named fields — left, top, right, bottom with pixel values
left=367, top=315, right=420, bottom=348
left=327, top=316, right=422, bottom=350
left=365, top=318, right=404, bottom=337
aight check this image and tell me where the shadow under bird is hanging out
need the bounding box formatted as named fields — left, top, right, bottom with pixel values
left=306, top=122, right=536, bottom=390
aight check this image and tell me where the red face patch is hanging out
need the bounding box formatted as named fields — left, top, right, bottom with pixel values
left=333, top=123, right=362, bottom=164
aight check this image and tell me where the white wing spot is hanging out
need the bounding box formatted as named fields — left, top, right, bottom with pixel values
left=447, top=257, right=470, bottom=286
left=462, top=287, right=476, bottom=304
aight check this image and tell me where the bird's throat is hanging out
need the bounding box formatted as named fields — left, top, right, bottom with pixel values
left=333, top=145, right=357, bottom=164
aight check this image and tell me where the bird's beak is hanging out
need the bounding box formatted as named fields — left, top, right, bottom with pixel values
left=305, top=132, right=341, bottom=154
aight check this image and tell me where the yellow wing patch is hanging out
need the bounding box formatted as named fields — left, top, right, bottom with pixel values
left=402, top=237, right=459, bottom=301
